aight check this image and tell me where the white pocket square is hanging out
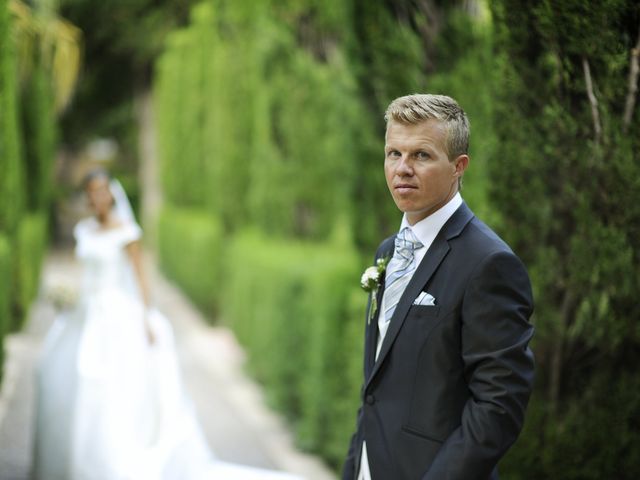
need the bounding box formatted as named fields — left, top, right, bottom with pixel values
left=414, top=292, right=436, bottom=306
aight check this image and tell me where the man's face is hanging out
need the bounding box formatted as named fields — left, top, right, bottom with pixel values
left=384, top=119, right=468, bottom=225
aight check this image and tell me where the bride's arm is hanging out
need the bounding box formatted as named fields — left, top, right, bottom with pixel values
left=125, top=240, right=156, bottom=345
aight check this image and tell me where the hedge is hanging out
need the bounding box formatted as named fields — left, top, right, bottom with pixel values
left=13, top=213, right=47, bottom=330
left=155, top=1, right=367, bottom=240
left=0, top=0, right=24, bottom=235
left=22, top=62, right=56, bottom=212
left=157, top=206, right=223, bottom=318
left=222, top=230, right=365, bottom=467
left=0, top=234, right=10, bottom=381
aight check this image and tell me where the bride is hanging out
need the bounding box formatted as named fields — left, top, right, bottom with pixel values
left=33, top=170, right=300, bottom=480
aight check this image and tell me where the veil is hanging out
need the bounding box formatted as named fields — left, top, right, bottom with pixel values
left=109, top=179, right=138, bottom=227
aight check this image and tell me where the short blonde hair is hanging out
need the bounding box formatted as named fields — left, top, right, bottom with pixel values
left=384, top=94, right=469, bottom=161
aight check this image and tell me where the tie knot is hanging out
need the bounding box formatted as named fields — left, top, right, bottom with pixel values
left=394, top=227, right=423, bottom=259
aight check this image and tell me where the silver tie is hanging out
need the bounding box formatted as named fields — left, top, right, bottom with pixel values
left=382, top=227, right=423, bottom=324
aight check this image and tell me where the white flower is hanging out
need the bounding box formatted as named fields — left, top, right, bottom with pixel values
left=361, top=266, right=380, bottom=290
left=360, top=256, right=390, bottom=323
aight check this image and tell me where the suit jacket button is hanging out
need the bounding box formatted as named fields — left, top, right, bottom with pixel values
left=365, top=394, right=375, bottom=405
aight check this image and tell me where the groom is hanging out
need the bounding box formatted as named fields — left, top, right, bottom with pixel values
left=343, top=94, right=535, bottom=480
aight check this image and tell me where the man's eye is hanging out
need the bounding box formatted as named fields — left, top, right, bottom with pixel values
left=387, top=150, right=401, bottom=158
left=416, top=151, right=430, bottom=160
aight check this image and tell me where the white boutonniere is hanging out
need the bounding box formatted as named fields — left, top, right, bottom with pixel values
left=361, top=256, right=389, bottom=324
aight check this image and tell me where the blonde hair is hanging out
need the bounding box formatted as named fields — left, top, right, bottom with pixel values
left=384, top=94, right=470, bottom=161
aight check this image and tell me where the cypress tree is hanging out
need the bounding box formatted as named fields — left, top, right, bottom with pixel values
left=491, top=1, right=640, bottom=477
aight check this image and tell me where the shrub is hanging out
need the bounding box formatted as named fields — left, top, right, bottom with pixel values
left=0, top=0, right=24, bottom=235
left=222, top=230, right=365, bottom=467
left=157, top=206, right=223, bottom=318
left=0, top=234, right=10, bottom=381
left=13, top=213, right=47, bottom=330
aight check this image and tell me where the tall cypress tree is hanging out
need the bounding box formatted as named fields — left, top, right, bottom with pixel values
left=490, top=1, right=640, bottom=478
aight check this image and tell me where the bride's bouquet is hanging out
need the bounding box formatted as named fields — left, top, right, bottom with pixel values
left=45, top=282, right=79, bottom=311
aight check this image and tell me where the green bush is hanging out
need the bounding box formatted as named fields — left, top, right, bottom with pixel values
left=222, top=230, right=364, bottom=467
left=157, top=207, right=223, bottom=318
left=0, top=234, right=10, bottom=381
left=155, top=0, right=366, bottom=239
left=490, top=2, right=640, bottom=478
left=22, top=62, right=56, bottom=212
left=0, top=0, right=25, bottom=235
left=13, top=213, right=47, bottom=330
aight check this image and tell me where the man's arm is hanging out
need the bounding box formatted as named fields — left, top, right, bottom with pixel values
left=424, top=251, right=535, bottom=480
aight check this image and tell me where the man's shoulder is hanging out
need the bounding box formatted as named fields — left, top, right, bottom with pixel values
left=460, top=215, right=516, bottom=258
left=454, top=215, right=531, bottom=282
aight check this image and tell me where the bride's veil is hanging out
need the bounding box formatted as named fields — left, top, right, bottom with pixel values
left=107, top=178, right=143, bottom=301
left=109, top=179, right=138, bottom=226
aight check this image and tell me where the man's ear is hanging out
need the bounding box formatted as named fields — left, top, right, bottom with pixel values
left=453, top=154, right=469, bottom=178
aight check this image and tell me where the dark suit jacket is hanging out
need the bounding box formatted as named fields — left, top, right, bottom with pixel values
left=343, top=203, right=535, bottom=480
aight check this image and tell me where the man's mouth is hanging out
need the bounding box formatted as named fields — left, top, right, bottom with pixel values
left=394, top=184, right=417, bottom=193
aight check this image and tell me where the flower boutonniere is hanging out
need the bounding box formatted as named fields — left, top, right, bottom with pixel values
left=361, top=256, right=390, bottom=324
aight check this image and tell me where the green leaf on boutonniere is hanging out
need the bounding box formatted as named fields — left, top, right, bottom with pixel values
left=361, top=255, right=389, bottom=324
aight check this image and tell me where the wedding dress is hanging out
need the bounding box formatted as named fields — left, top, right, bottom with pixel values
left=33, top=184, right=300, bottom=480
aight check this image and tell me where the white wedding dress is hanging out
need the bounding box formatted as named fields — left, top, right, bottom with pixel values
left=33, top=217, right=300, bottom=480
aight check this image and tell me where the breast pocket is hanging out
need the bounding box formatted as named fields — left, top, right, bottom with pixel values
left=408, top=304, right=440, bottom=317
left=405, top=305, right=443, bottom=342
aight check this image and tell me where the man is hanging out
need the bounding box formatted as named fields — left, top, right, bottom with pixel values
left=343, top=94, right=535, bottom=480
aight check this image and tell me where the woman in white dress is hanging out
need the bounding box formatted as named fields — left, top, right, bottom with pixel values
left=33, top=170, right=300, bottom=480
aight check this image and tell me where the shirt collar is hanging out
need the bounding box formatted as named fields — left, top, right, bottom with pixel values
left=400, top=193, right=463, bottom=248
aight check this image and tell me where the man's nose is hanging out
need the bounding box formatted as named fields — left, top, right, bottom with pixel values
left=396, top=155, right=413, bottom=176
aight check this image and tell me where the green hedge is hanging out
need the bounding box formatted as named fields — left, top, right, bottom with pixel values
left=0, top=0, right=24, bottom=235
left=155, top=1, right=367, bottom=240
left=222, top=230, right=364, bottom=467
left=22, top=62, right=56, bottom=211
left=157, top=206, right=223, bottom=318
left=13, top=213, right=47, bottom=330
left=0, top=234, right=10, bottom=381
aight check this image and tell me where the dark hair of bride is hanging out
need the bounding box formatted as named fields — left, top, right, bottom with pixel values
left=82, top=168, right=111, bottom=189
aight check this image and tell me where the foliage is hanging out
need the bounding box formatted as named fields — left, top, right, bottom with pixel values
left=13, top=213, right=47, bottom=330
left=22, top=61, right=57, bottom=211
left=157, top=206, right=223, bottom=317
left=0, top=235, right=10, bottom=381
left=156, top=0, right=367, bottom=240
left=58, top=0, right=195, bottom=147
left=1, top=0, right=69, bottom=340
left=0, top=0, right=24, bottom=236
left=10, top=0, right=82, bottom=112
left=490, top=1, right=640, bottom=477
left=222, top=230, right=363, bottom=467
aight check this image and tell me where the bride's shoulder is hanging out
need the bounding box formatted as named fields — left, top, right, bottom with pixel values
left=73, top=217, right=99, bottom=240
left=116, top=220, right=143, bottom=245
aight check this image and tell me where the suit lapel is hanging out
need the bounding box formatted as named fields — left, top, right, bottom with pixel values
left=364, top=237, right=395, bottom=378
left=365, top=203, right=474, bottom=390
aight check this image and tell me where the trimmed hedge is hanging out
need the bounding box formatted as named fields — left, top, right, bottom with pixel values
left=13, top=213, right=47, bottom=330
left=222, top=230, right=364, bottom=468
left=157, top=206, right=223, bottom=318
left=155, top=1, right=367, bottom=240
left=0, top=0, right=24, bottom=235
left=0, top=234, right=10, bottom=381
left=22, top=62, right=56, bottom=212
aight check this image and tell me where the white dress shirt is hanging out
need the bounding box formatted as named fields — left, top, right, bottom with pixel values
left=358, top=193, right=463, bottom=480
